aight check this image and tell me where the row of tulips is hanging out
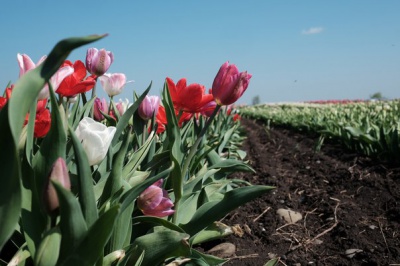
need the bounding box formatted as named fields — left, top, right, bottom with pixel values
left=0, top=34, right=273, bottom=265
left=241, top=100, right=400, bottom=163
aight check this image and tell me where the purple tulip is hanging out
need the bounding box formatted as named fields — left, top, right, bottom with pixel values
left=85, top=48, right=114, bottom=76
left=43, top=158, right=71, bottom=215
left=138, top=95, right=160, bottom=120
left=212, top=61, right=252, bottom=106
left=93, top=97, right=109, bottom=121
left=137, top=180, right=174, bottom=217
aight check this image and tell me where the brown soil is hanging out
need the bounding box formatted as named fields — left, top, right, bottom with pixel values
left=202, top=118, right=400, bottom=265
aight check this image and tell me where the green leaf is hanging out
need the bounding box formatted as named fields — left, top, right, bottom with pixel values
left=112, top=83, right=151, bottom=146
left=180, top=185, right=274, bottom=236
left=99, top=130, right=132, bottom=207
left=60, top=205, right=119, bottom=266
left=0, top=104, right=21, bottom=250
left=69, top=126, right=98, bottom=227
left=53, top=182, right=87, bottom=261
left=131, top=216, right=186, bottom=233
left=132, top=229, right=190, bottom=266
left=191, top=222, right=233, bottom=245
left=34, top=227, right=61, bottom=266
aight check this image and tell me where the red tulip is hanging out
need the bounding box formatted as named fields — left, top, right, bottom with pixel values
left=166, top=77, right=214, bottom=113
left=212, top=62, right=252, bottom=106
left=56, top=60, right=96, bottom=97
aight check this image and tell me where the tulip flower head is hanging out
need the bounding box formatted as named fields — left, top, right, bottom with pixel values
left=17, top=53, right=47, bottom=77
left=212, top=61, right=252, bottom=106
left=99, top=73, right=133, bottom=97
left=138, top=95, right=161, bottom=120
left=115, top=98, right=131, bottom=116
left=93, top=97, right=109, bottom=121
left=56, top=60, right=96, bottom=97
left=75, top=117, right=116, bottom=166
left=166, top=77, right=213, bottom=113
left=43, top=158, right=71, bottom=215
left=85, top=48, right=114, bottom=76
left=137, top=179, right=174, bottom=217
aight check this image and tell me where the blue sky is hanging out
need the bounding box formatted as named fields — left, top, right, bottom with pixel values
left=1, top=1, right=400, bottom=104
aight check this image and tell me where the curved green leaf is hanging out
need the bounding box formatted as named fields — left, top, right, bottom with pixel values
left=180, top=185, right=274, bottom=236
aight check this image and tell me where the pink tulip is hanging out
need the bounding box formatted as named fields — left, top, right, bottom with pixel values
left=99, top=73, right=132, bottom=97
left=137, top=180, right=174, bottom=217
left=17, top=53, right=47, bottom=77
left=115, top=98, right=131, bottom=116
left=85, top=48, right=114, bottom=76
left=212, top=61, right=252, bottom=106
left=43, top=158, right=71, bottom=215
left=93, top=97, right=109, bottom=121
left=138, top=95, right=160, bottom=120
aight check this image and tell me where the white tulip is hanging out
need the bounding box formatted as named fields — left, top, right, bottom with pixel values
left=75, top=117, right=116, bottom=166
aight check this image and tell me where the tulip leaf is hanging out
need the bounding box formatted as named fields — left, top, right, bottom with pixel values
left=131, top=229, right=190, bottom=266
left=190, top=249, right=227, bottom=265
left=209, top=158, right=255, bottom=173
left=191, top=222, right=233, bottom=245
left=105, top=203, right=134, bottom=254
left=68, top=125, right=98, bottom=227
left=121, top=131, right=155, bottom=179
left=34, top=227, right=61, bottom=266
left=52, top=181, right=88, bottom=261
left=32, top=83, right=67, bottom=207
left=217, top=124, right=237, bottom=155
left=99, top=130, right=132, bottom=207
left=112, top=82, right=151, bottom=146
left=59, top=205, right=119, bottom=266
left=180, top=185, right=274, bottom=236
left=0, top=104, right=21, bottom=251
left=131, top=216, right=186, bottom=233
left=25, top=100, right=38, bottom=165
left=8, top=35, right=105, bottom=146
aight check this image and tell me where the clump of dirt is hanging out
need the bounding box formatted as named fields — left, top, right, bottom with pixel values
left=201, top=118, right=400, bottom=265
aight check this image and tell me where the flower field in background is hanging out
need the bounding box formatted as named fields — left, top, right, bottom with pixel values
left=240, top=100, right=400, bottom=164
left=0, top=35, right=273, bottom=265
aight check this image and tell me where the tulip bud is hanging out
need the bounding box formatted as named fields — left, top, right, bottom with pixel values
left=99, top=73, right=133, bottom=97
left=115, top=98, right=131, bottom=116
left=137, top=180, right=174, bottom=217
left=75, top=117, right=116, bottom=166
left=85, top=48, right=114, bottom=76
left=43, top=158, right=71, bottom=215
left=138, top=95, right=161, bottom=120
left=93, top=97, right=109, bottom=121
left=212, top=61, right=252, bottom=106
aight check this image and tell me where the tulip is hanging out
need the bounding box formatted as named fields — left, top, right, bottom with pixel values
left=17, top=54, right=73, bottom=100
left=75, top=117, right=116, bottom=166
left=138, top=95, right=161, bottom=120
left=93, top=97, right=109, bottom=121
left=166, top=77, right=214, bottom=113
left=200, top=100, right=217, bottom=117
left=137, top=180, right=174, bottom=217
left=17, top=53, right=47, bottom=77
left=115, top=98, right=131, bottom=116
left=38, top=65, right=74, bottom=99
left=99, top=73, right=132, bottom=97
left=212, top=61, right=252, bottom=106
left=43, top=158, right=71, bottom=215
left=85, top=48, right=114, bottom=76
left=56, top=60, right=96, bottom=97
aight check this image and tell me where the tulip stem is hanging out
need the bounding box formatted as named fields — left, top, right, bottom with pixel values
left=181, top=105, right=221, bottom=180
